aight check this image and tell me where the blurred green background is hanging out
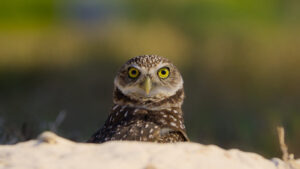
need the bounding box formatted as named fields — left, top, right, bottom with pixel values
left=0, top=0, right=299, bottom=157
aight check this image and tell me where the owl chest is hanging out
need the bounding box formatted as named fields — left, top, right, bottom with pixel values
left=100, top=106, right=186, bottom=142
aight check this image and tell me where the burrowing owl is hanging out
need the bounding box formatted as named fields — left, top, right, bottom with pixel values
left=88, top=55, right=189, bottom=143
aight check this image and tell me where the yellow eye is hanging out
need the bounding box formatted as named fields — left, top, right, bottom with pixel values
left=157, top=67, right=170, bottom=79
left=128, top=67, right=140, bottom=78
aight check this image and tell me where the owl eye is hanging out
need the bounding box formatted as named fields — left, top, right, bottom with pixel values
left=128, top=67, right=140, bottom=78
left=157, top=67, right=170, bottom=79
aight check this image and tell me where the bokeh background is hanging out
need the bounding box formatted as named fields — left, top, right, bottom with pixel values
left=0, top=0, right=299, bottom=157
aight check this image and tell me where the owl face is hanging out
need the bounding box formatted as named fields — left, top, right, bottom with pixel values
left=114, top=55, right=183, bottom=101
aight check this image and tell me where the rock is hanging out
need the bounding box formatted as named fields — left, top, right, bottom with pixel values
left=0, top=131, right=299, bottom=169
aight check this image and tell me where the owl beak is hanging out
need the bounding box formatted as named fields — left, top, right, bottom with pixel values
left=143, top=77, right=152, bottom=95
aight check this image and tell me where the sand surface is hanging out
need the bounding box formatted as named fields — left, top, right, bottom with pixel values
left=0, top=131, right=299, bottom=169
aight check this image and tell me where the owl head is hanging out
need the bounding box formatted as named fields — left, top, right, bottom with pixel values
left=114, top=55, right=184, bottom=103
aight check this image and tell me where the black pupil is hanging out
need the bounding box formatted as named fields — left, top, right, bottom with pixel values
left=131, top=70, right=136, bottom=75
left=161, top=70, right=166, bottom=75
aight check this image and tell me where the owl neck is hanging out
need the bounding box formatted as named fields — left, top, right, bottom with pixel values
left=113, top=87, right=184, bottom=110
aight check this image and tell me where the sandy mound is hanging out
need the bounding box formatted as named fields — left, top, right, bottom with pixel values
left=0, top=131, right=299, bottom=169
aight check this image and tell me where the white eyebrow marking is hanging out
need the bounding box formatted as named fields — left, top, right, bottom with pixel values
left=148, top=62, right=169, bottom=74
